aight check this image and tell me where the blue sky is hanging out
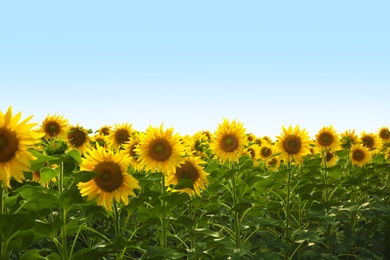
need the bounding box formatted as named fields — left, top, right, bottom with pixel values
left=1, top=1, right=389, bottom=138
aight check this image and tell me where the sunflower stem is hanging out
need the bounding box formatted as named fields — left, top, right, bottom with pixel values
left=161, top=173, right=167, bottom=248
left=58, top=161, right=68, bottom=260
left=187, top=198, right=195, bottom=253
left=113, top=202, right=122, bottom=260
left=0, top=182, right=4, bottom=259
left=231, top=165, right=241, bottom=249
left=285, top=161, right=292, bottom=260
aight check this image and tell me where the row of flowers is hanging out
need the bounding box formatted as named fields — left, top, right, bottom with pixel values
left=1, top=106, right=390, bottom=259
left=1, top=106, right=389, bottom=211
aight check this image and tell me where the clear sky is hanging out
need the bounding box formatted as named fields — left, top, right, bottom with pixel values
left=1, top=1, right=389, bottom=139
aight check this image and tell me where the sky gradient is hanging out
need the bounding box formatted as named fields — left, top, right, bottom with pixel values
left=1, top=1, right=389, bottom=138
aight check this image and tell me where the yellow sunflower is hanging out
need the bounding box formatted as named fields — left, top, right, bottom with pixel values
left=340, top=129, right=358, bottom=149
left=243, top=144, right=260, bottom=167
left=135, top=124, right=185, bottom=175
left=121, top=135, right=143, bottom=171
left=276, top=125, right=310, bottom=164
left=107, top=123, right=133, bottom=150
left=210, top=118, right=247, bottom=164
left=91, top=134, right=107, bottom=148
left=259, top=143, right=275, bottom=161
left=41, top=114, right=69, bottom=139
left=378, top=126, right=390, bottom=143
left=315, top=125, right=340, bottom=151
left=266, top=156, right=281, bottom=171
left=77, top=144, right=140, bottom=211
left=186, top=132, right=209, bottom=158
left=360, top=131, right=379, bottom=151
left=321, top=150, right=338, bottom=167
left=166, top=156, right=209, bottom=196
left=97, top=125, right=111, bottom=136
left=350, top=144, right=372, bottom=167
left=246, top=133, right=257, bottom=145
left=0, top=107, right=43, bottom=187
left=67, top=125, right=91, bottom=154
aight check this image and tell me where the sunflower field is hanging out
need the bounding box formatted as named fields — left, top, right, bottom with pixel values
left=1, top=107, right=390, bottom=260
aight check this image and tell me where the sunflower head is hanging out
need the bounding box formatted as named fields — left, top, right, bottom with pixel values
left=243, top=144, right=260, bottom=167
left=246, top=133, right=257, bottom=144
left=259, top=144, right=275, bottom=160
left=135, top=124, right=185, bottom=175
left=378, top=127, right=390, bottom=142
left=166, top=156, right=209, bottom=196
left=121, top=135, right=143, bottom=171
left=210, top=118, right=247, bottom=164
left=43, top=137, right=68, bottom=155
left=97, top=125, right=112, bottom=136
left=77, top=144, right=140, bottom=211
left=340, top=129, right=358, bottom=149
left=0, top=107, right=43, bottom=187
left=107, top=123, right=133, bottom=150
left=360, top=131, right=379, bottom=151
left=315, top=125, right=340, bottom=151
left=322, top=150, right=338, bottom=167
left=41, top=114, right=69, bottom=139
left=67, top=125, right=91, bottom=154
left=350, top=144, right=372, bottom=167
left=266, top=156, right=281, bottom=171
left=276, top=125, right=310, bottom=165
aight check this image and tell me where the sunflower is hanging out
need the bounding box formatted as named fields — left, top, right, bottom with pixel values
left=0, top=107, right=43, bottom=187
left=359, top=131, right=379, bottom=151
left=340, top=129, right=358, bottom=149
left=210, top=118, right=247, bottom=164
left=77, top=144, right=140, bottom=211
left=259, top=143, right=275, bottom=161
left=262, top=136, right=274, bottom=145
left=97, top=125, right=111, bottom=136
left=32, top=162, right=58, bottom=188
left=41, top=114, right=69, bottom=139
left=186, top=132, right=209, bottom=158
left=321, top=150, right=338, bottom=167
left=107, top=123, right=133, bottom=150
left=121, top=135, right=143, bottom=171
left=378, top=127, right=390, bottom=142
left=266, top=156, right=281, bottom=171
left=246, top=133, right=257, bottom=145
left=315, top=125, right=340, bottom=151
left=166, top=156, right=209, bottom=196
left=276, top=125, right=310, bottom=164
left=243, top=144, right=260, bottom=167
left=350, top=144, right=372, bottom=167
left=91, top=134, right=107, bottom=148
left=135, top=124, right=185, bottom=175
left=67, top=125, right=91, bottom=154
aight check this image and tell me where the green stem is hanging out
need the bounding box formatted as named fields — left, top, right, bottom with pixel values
left=0, top=183, right=4, bottom=259
left=58, top=162, right=68, bottom=260
left=113, top=202, right=122, bottom=260
left=161, top=174, right=167, bottom=247
left=231, top=168, right=241, bottom=249
left=285, top=161, right=292, bottom=260
left=187, top=199, right=195, bottom=253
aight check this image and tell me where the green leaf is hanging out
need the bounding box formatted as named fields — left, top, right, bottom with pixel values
left=335, top=149, right=350, bottom=158
left=66, top=149, right=82, bottom=164
left=72, top=170, right=99, bottom=183
left=15, top=184, right=45, bottom=200
left=60, top=186, right=84, bottom=210
left=5, top=194, right=19, bottom=208
left=173, top=178, right=194, bottom=190
left=22, top=193, right=62, bottom=212
left=239, top=156, right=254, bottom=170
left=39, top=166, right=58, bottom=184
left=0, top=213, right=35, bottom=241
left=32, top=218, right=63, bottom=240
left=145, top=246, right=187, bottom=259
left=29, top=149, right=59, bottom=171
left=20, top=250, right=46, bottom=260
left=231, top=202, right=252, bottom=215
left=71, top=248, right=111, bottom=260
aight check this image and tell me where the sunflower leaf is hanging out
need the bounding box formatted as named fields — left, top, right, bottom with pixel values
left=72, top=171, right=99, bottom=183
left=173, top=178, right=194, bottom=190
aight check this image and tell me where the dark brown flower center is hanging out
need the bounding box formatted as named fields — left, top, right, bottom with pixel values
left=68, top=128, right=87, bottom=147
left=261, top=147, right=272, bottom=158
left=0, top=128, right=19, bottom=163
left=379, top=129, right=390, bottom=140
left=326, top=151, right=334, bottom=162
left=248, top=148, right=255, bottom=158
left=149, top=139, right=172, bottom=161
left=175, top=161, right=199, bottom=182
left=221, top=134, right=239, bottom=152
left=318, top=132, right=334, bottom=147
left=115, top=129, right=130, bottom=145
left=100, top=127, right=110, bottom=136
left=352, top=149, right=365, bottom=162
left=93, top=161, right=124, bottom=192
left=129, top=143, right=138, bottom=157
left=361, top=136, right=374, bottom=149
left=283, top=136, right=302, bottom=154
left=45, top=121, right=61, bottom=137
